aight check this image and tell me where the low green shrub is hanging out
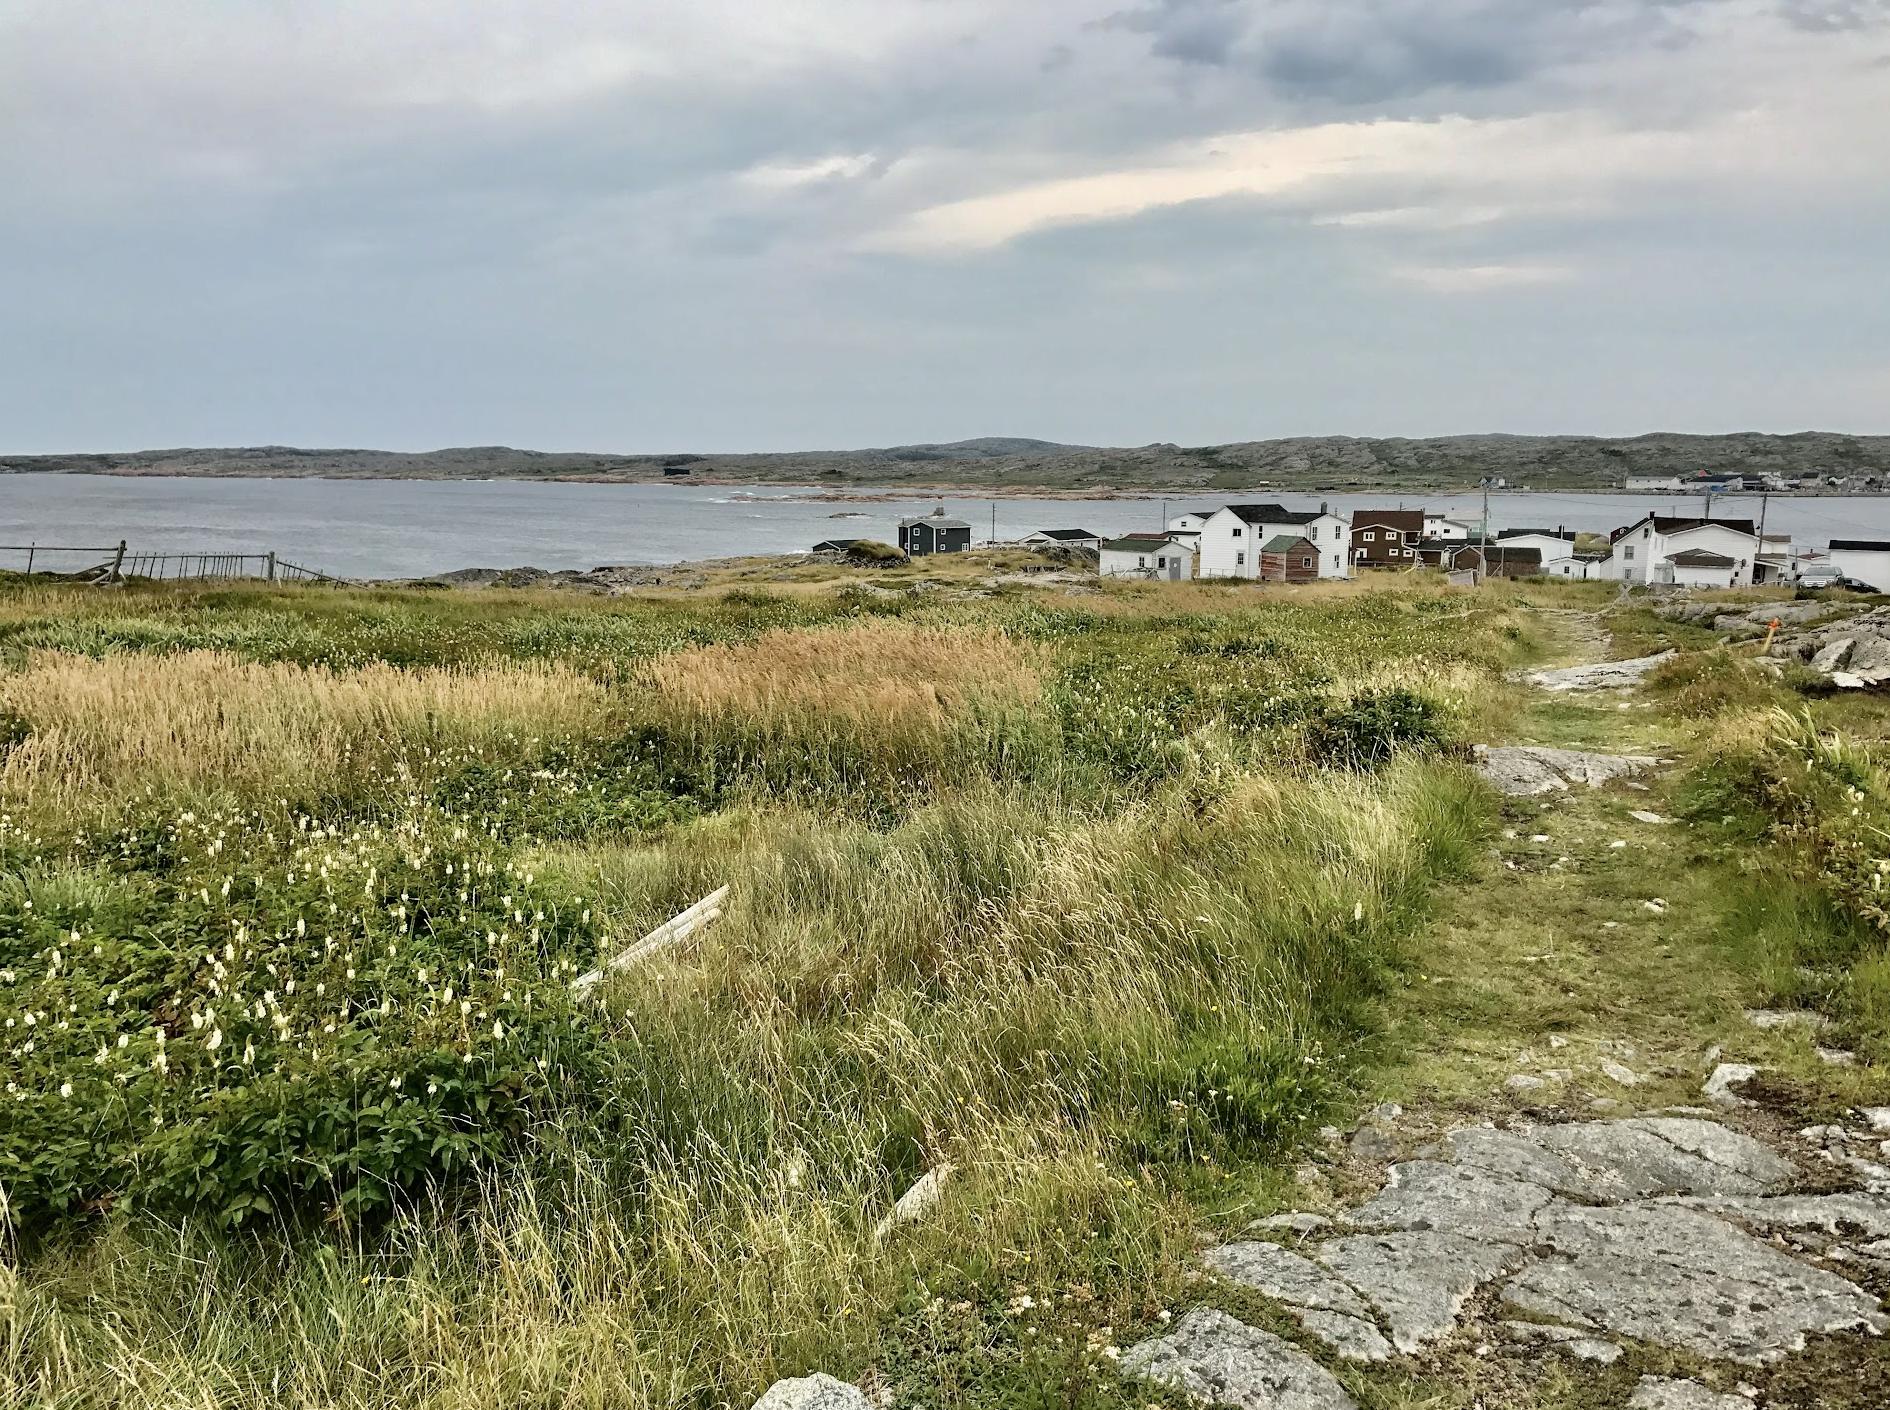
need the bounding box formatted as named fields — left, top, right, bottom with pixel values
left=0, top=809, right=612, bottom=1232
left=1305, top=687, right=1449, bottom=769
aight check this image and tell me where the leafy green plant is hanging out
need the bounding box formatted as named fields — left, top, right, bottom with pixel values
left=1305, top=687, right=1448, bottom=770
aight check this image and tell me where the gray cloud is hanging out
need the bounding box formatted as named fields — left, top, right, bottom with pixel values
left=0, top=1, right=1885, bottom=451
left=1779, top=0, right=1890, bottom=29
left=1093, top=0, right=1252, bottom=65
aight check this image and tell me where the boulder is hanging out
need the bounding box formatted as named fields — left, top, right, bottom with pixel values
left=1811, top=638, right=1856, bottom=672
left=1703, top=1062, right=1760, bottom=1107
left=1846, top=634, right=1890, bottom=683
left=751, top=1373, right=872, bottom=1410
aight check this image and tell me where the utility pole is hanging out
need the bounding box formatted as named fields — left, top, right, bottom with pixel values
left=990, top=502, right=997, bottom=545
left=1756, top=492, right=1770, bottom=584
left=1480, top=479, right=1492, bottom=584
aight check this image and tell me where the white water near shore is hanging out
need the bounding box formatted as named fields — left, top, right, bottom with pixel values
left=1, top=474, right=1881, bottom=579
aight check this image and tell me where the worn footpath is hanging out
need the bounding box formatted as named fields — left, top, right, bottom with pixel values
left=1114, top=607, right=1890, bottom=1410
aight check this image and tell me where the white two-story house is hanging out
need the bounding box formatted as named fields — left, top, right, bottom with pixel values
left=1600, top=515, right=1761, bottom=587
left=1495, top=528, right=1578, bottom=560
left=1198, top=504, right=1351, bottom=580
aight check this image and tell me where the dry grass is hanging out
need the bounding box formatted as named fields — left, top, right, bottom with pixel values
left=0, top=648, right=610, bottom=807
left=645, top=621, right=1042, bottom=735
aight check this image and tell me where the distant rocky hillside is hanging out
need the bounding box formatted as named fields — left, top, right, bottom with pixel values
left=5, top=432, right=1887, bottom=492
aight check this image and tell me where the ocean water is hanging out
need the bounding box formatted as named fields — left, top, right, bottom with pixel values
left=0, top=474, right=1877, bottom=579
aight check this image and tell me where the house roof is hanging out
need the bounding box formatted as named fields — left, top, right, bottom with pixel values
left=1260, top=535, right=1314, bottom=554
left=1611, top=515, right=1758, bottom=541
left=1103, top=535, right=1189, bottom=553
left=1028, top=528, right=1099, bottom=540
left=899, top=516, right=971, bottom=530
left=810, top=539, right=865, bottom=552
left=1449, top=544, right=1542, bottom=564
left=1666, top=549, right=1737, bottom=567
left=1217, top=503, right=1294, bottom=524
left=1497, top=528, right=1576, bottom=542
left=1351, top=509, right=1425, bottom=531
left=1830, top=540, right=1890, bottom=552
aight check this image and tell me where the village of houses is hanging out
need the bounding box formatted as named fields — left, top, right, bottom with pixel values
left=848, top=505, right=1890, bottom=592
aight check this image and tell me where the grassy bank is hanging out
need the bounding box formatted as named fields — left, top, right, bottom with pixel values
left=0, top=574, right=1533, bottom=1408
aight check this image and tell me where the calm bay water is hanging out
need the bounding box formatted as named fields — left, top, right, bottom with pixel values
left=0, top=474, right=1882, bottom=579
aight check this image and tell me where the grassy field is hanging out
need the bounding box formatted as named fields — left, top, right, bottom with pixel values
left=3, top=568, right=1887, bottom=1410
left=0, top=570, right=1532, bottom=1409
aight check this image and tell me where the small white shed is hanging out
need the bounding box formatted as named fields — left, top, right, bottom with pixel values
left=1099, top=535, right=1196, bottom=581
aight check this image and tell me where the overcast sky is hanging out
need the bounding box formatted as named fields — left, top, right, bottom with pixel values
left=3, top=1, right=1887, bottom=453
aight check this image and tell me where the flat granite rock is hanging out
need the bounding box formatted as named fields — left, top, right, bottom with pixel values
left=1513, top=652, right=1677, bottom=692
left=1203, top=1241, right=1371, bottom=1316
left=1473, top=745, right=1660, bottom=797
left=1315, top=1231, right=1526, bottom=1354
left=1627, top=1376, right=1749, bottom=1410
left=1663, top=1190, right=1890, bottom=1240
left=1504, top=1202, right=1887, bottom=1364
left=1203, top=1241, right=1391, bottom=1362
left=1443, top=1118, right=1790, bottom=1205
left=1294, top=1309, right=1394, bottom=1363
left=751, top=1373, right=873, bottom=1410
left=1118, top=1308, right=1359, bottom=1410
left=1531, top=1118, right=1794, bottom=1198
left=1346, top=1159, right=1555, bottom=1242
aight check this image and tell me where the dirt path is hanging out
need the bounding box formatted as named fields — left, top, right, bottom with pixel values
left=1116, top=607, right=1890, bottom=1410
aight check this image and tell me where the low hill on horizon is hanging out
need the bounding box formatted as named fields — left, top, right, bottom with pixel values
left=5, top=431, right=1888, bottom=492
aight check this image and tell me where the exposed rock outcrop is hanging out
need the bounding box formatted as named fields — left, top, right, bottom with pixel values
left=1473, top=745, right=1660, bottom=796
left=1511, top=651, right=1675, bottom=691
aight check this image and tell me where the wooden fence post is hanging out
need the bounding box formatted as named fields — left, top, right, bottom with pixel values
left=266, top=551, right=277, bottom=583
left=110, top=540, right=127, bottom=584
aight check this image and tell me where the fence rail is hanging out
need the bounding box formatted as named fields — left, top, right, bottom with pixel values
left=0, top=541, right=350, bottom=586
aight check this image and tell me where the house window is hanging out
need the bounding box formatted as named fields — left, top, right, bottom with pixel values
left=1363, top=531, right=1376, bottom=542
left=1624, top=546, right=1635, bottom=562
left=1136, top=556, right=1146, bottom=568
left=1232, top=526, right=1243, bottom=537
left=1236, top=551, right=1245, bottom=566
left=1301, top=557, right=1314, bottom=568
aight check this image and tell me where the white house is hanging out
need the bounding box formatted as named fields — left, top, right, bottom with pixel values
left=1199, top=503, right=1351, bottom=580
left=1662, top=549, right=1741, bottom=588
left=1164, top=511, right=1220, bottom=535
left=1424, top=515, right=1472, bottom=540
left=1020, top=528, right=1102, bottom=551
left=1542, top=553, right=1604, bottom=581
left=1099, top=534, right=1196, bottom=581
left=1599, top=515, right=1761, bottom=587
left=1625, top=476, right=1686, bottom=492
left=1828, top=540, right=1890, bottom=592
left=1495, top=529, right=1579, bottom=559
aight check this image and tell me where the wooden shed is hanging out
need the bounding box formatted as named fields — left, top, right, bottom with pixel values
left=1259, top=535, right=1320, bottom=583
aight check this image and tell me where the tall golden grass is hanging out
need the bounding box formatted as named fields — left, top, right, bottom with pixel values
left=644, top=621, right=1041, bottom=735
left=0, top=648, right=611, bottom=806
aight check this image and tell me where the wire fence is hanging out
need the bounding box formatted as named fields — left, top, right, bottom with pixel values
left=0, top=541, right=349, bottom=585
